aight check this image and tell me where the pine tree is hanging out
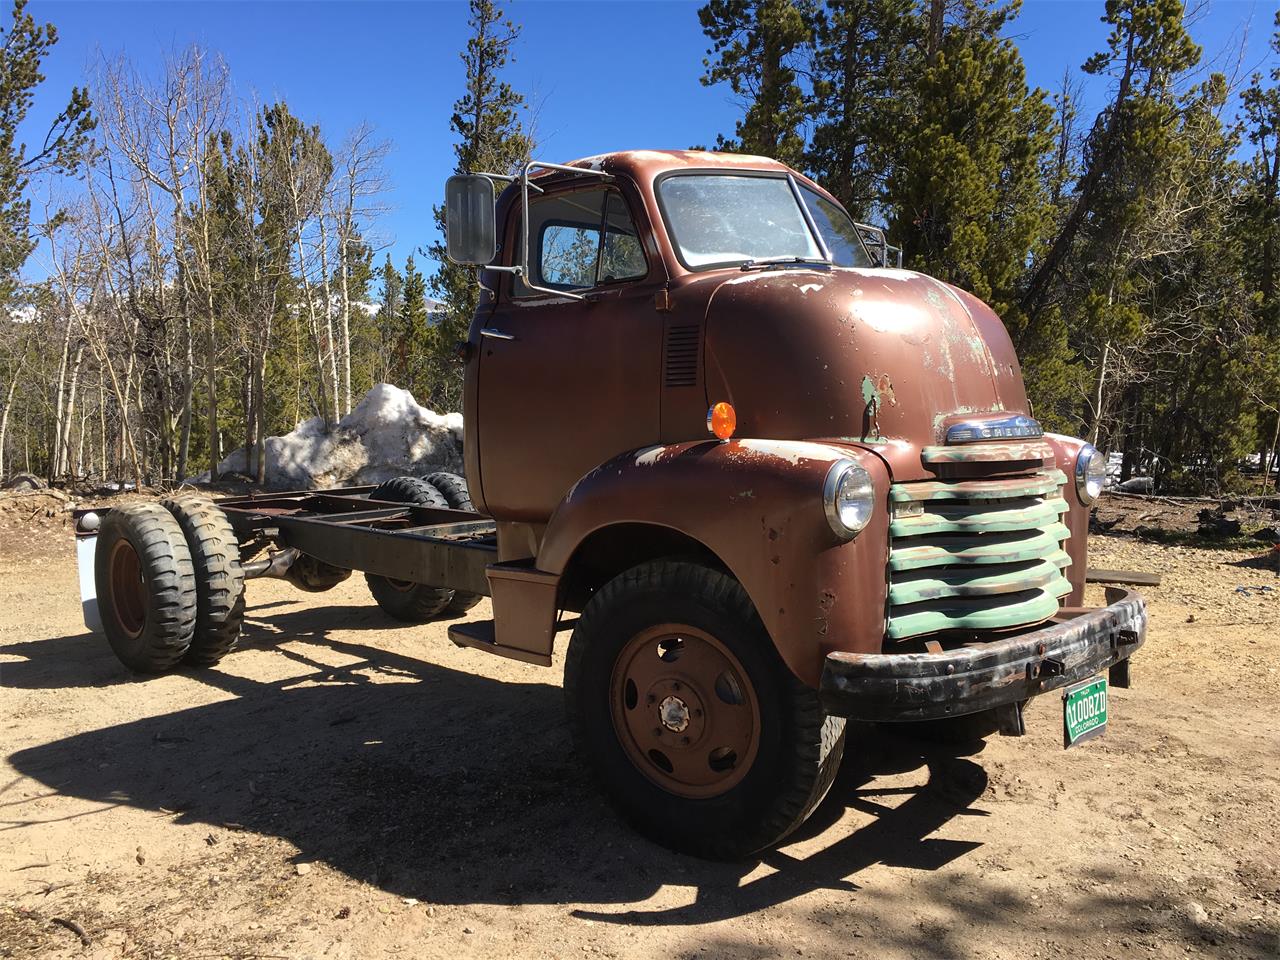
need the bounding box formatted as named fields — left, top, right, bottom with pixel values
left=1241, top=11, right=1280, bottom=336
left=1020, top=0, right=1201, bottom=319
left=424, top=0, right=531, bottom=413
left=699, top=0, right=812, bottom=168
left=394, top=254, right=432, bottom=398
left=1221, top=13, right=1280, bottom=488
left=1043, top=0, right=1203, bottom=449
left=0, top=0, right=94, bottom=306
left=806, top=0, right=913, bottom=217
left=370, top=253, right=403, bottom=387
left=884, top=0, right=1055, bottom=317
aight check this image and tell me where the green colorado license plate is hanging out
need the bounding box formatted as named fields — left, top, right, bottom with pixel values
left=1063, top=676, right=1108, bottom=748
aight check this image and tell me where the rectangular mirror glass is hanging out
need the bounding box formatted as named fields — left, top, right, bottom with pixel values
left=445, top=175, right=497, bottom=265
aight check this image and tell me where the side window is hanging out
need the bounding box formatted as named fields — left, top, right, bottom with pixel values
left=515, top=187, right=647, bottom=296
left=542, top=222, right=600, bottom=288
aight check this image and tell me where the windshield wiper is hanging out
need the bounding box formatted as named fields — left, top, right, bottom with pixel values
left=738, top=256, right=832, bottom=272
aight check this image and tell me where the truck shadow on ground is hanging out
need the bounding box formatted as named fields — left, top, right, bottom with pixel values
left=7, top=599, right=989, bottom=924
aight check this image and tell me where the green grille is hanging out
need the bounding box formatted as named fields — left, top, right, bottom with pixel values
left=887, top=470, right=1071, bottom=641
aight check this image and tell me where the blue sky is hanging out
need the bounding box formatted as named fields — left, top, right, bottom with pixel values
left=23, top=0, right=1278, bottom=279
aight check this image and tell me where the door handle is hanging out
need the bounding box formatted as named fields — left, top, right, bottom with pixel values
left=480, top=327, right=516, bottom=341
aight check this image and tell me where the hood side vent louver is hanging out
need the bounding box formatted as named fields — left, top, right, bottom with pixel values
left=663, top=324, right=700, bottom=387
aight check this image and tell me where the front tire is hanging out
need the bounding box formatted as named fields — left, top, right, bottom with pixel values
left=564, top=560, right=845, bottom=859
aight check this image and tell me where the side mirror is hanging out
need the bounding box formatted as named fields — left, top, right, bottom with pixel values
left=445, top=175, right=497, bottom=266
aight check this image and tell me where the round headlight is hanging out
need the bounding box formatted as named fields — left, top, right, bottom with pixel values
left=1075, top=444, right=1106, bottom=504
left=824, top=460, right=875, bottom=539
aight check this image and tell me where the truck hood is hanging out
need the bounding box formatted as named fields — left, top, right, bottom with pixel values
left=701, top=267, right=1031, bottom=476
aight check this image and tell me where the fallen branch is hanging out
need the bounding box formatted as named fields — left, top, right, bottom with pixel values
left=50, top=916, right=90, bottom=946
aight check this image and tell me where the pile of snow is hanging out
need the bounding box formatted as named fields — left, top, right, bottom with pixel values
left=199, top=384, right=464, bottom=489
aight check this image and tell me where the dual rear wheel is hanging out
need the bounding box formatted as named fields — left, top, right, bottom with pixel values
left=363, top=473, right=482, bottom=621
left=96, top=496, right=245, bottom=673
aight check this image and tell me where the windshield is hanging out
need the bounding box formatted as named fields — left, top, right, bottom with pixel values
left=659, top=175, right=823, bottom=268
left=658, top=173, right=873, bottom=270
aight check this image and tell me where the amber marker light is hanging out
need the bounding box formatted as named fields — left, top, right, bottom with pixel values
left=707, top=402, right=737, bottom=441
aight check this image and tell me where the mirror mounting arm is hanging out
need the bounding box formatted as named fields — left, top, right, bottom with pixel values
left=446, top=160, right=613, bottom=302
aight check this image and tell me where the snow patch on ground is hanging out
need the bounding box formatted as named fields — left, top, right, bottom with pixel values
left=194, top=384, right=464, bottom=489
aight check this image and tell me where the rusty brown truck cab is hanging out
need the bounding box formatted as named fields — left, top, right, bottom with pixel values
left=80, top=149, right=1145, bottom=860
left=447, top=150, right=1144, bottom=854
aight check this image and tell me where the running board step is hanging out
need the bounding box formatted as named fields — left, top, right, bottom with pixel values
left=447, top=619, right=552, bottom=667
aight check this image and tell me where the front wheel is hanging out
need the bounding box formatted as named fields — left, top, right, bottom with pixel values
left=564, top=560, right=845, bottom=859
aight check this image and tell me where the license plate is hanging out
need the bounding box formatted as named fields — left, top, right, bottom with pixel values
left=1063, top=676, right=1108, bottom=749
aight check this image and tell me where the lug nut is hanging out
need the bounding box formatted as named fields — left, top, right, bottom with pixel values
left=646, top=694, right=656, bottom=704
left=681, top=736, right=690, bottom=746
left=653, top=728, right=663, bottom=737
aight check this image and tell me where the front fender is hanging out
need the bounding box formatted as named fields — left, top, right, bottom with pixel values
left=538, top=439, right=892, bottom=687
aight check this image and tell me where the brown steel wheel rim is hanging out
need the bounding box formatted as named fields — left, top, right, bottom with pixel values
left=108, top=539, right=147, bottom=639
left=609, top=624, right=761, bottom=799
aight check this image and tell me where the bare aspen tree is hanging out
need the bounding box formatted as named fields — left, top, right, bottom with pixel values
left=333, top=123, right=389, bottom=417
left=259, top=103, right=336, bottom=426
left=95, top=47, right=230, bottom=479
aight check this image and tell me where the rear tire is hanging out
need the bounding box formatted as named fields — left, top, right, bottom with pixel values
left=95, top=503, right=196, bottom=673
left=423, top=471, right=473, bottom=510
left=564, top=560, right=845, bottom=859
left=364, top=477, right=455, bottom=621
left=162, top=495, right=245, bottom=666
left=423, top=471, right=483, bottom=614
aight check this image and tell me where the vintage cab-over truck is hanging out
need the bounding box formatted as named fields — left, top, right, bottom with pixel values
left=77, top=150, right=1146, bottom=859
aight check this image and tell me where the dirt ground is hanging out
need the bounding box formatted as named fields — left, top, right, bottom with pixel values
left=1, top=494, right=1278, bottom=960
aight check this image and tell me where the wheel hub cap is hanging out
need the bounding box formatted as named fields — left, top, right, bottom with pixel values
left=659, top=695, right=690, bottom=732
left=609, top=625, right=761, bottom=799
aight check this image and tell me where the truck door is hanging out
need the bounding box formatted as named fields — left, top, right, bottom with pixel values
left=475, top=182, right=663, bottom=522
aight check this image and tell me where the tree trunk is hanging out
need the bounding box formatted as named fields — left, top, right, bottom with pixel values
left=51, top=316, right=74, bottom=480
left=1089, top=341, right=1110, bottom=446
left=205, top=301, right=219, bottom=481
left=295, top=226, right=332, bottom=426
left=177, top=312, right=194, bottom=480
left=0, top=374, right=18, bottom=480
left=1264, top=414, right=1280, bottom=495
left=255, top=307, right=273, bottom=485
left=926, top=0, right=945, bottom=65
left=338, top=227, right=353, bottom=417
left=62, top=344, right=86, bottom=479
left=98, top=375, right=107, bottom=480
left=318, top=213, right=341, bottom=424
left=1019, top=19, right=1138, bottom=324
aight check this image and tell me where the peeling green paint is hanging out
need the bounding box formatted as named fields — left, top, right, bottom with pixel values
left=889, top=527, right=1071, bottom=571
left=887, top=588, right=1069, bottom=640
left=860, top=374, right=878, bottom=407
left=889, top=470, right=1066, bottom=502
left=890, top=496, right=1069, bottom=537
